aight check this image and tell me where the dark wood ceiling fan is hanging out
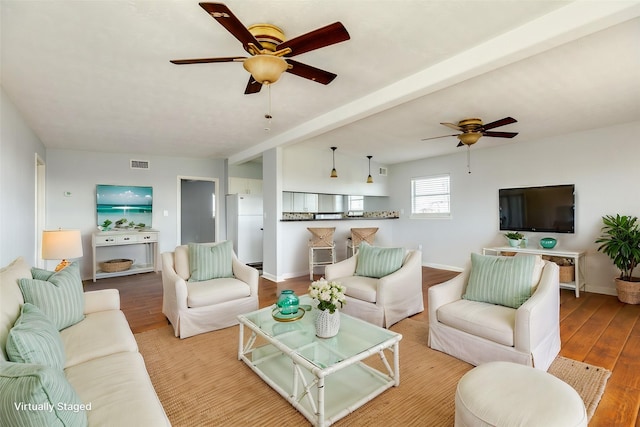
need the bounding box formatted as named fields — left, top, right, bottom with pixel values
left=170, top=3, right=350, bottom=94
left=422, top=117, right=519, bottom=146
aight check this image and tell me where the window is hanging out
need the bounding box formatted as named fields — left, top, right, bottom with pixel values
left=411, top=174, right=451, bottom=218
left=347, top=195, right=364, bottom=211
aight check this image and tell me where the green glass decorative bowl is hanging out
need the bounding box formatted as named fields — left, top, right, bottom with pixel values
left=539, top=237, right=557, bottom=249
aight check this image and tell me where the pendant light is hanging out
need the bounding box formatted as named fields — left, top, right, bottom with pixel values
left=366, top=155, right=373, bottom=183
left=330, top=147, right=338, bottom=178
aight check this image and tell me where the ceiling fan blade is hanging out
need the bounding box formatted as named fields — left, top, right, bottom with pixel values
left=421, top=133, right=459, bottom=141
left=244, top=76, right=262, bottom=95
left=199, top=3, right=263, bottom=50
left=440, top=122, right=462, bottom=131
left=285, top=59, right=337, bottom=84
left=483, top=131, right=519, bottom=138
left=279, top=22, right=350, bottom=57
left=482, top=116, right=517, bottom=130
left=170, top=56, right=245, bottom=65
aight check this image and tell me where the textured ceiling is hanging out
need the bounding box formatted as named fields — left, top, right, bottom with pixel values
left=2, top=1, right=639, bottom=165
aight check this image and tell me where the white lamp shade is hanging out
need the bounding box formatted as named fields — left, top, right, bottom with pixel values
left=42, top=229, right=83, bottom=260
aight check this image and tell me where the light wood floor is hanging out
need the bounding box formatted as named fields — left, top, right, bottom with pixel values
left=84, top=269, right=639, bottom=426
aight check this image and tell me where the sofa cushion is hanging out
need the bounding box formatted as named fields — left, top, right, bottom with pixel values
left=355, top=243, right=404, bottom=279
left=65, top=351, right=170, bottom=426
left=186, top=277, right=251, bottom=308
left=6, top=303, right=65, bottom=370
left=338, top=275, right=379, bottom=303
left=0, top=362, right=88, bottom=427
left=0, top=257, right=30, bottom=362
left=60, top=310, right=138, bottom=368
left=437, top=299, right=516, bottom=346
left=188, top=241, right=234, bottom=282
left=463, top=253, right=536, bottom=309
left=19, top=262, right=85, bottom=330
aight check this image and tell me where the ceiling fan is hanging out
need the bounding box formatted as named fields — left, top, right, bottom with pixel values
left=170, top=2, right=350, bottom=95
left=422, top=117, right=519, bottom=147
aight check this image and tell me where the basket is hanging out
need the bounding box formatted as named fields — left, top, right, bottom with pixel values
left=501, top=251, right=517, bottom=257
left=616, top=278, right=640, bottom=304
left=100, top=259, right=133, bottom=273
left=558, top=265, right=575, bottom=283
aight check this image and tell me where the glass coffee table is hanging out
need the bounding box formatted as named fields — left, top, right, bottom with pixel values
left=237, top=295, right=402, bottom=427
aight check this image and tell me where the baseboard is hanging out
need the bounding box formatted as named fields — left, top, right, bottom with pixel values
left=584, top=285, right=617, bottom=296
left=424, top=262, right=464, bottom=273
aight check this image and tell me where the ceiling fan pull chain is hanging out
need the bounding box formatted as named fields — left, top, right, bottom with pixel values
left=467, top=145, right=472, bottom=174
left=264, top=84, right=273, bottom=131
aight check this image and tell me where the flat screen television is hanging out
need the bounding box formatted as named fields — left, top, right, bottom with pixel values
left=96, top=184, right=153, bottom=229
left=499, top=184, right=575, bottom=233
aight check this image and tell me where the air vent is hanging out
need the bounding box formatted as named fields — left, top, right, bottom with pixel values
left=378, top=167, right=388, bottom=176
left=130, top=159, right=150, bottom=170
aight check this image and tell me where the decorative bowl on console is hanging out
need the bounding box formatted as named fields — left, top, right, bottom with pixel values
left=539, top=237, right=557, bottom=249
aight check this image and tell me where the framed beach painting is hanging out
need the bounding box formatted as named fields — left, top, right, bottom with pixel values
left=96, top=184, right=153, bottom=229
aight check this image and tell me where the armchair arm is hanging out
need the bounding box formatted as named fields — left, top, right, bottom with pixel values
left=83, top=289, right=120, bottom=314
left=232, top=255, right=259, bottom=296
left=325, top=255, right=357, bottom=280
left=161, top=252, right=189, bottom=311
left=515, top=261, right=560, bottom=352
left=427, top=269, right=468, bottom=325
left=377, top=250, right=423, bottom=308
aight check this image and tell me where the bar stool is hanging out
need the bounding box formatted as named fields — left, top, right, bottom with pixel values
left=346, top=227, right=379, bottom=257
left=307, top=227, right=336, bottom=280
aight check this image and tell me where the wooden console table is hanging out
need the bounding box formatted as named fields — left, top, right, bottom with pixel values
left=92, top=230, right=159, bottom=282
left=482, top=246, right=586, bottom=297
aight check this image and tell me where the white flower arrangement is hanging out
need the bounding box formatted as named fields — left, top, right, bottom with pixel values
left=308, top=278, right=346, bottom=314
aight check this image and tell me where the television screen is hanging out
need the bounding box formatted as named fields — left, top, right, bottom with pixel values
left=96, top=185, right=153, bottom=229
left=499, top=184, right=575, bottom=233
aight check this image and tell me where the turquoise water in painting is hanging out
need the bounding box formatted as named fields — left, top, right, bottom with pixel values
left=96, top=185, right=153, bottom=228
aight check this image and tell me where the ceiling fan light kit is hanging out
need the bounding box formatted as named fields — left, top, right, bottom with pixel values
left=457, top=132, right=482, bottom=146
left=243, top=55, right=289, bottom=84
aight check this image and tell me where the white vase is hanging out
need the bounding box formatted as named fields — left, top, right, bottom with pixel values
left=315, top=309, right=340, bottom=338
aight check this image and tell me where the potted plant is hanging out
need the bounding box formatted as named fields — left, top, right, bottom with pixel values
left=595, top=214, right=640, bottom=304
left=504, top=231, right=524, bottom=248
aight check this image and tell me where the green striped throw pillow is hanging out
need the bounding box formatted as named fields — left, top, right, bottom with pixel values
left=188, top=241, right=234, bottom=282
left=463, top=253, right=536, bottom=309
left=6, top=304, right=65, bottom=370
left=0, top=362, right=87, bottom=427
left=19, top=263, right=85, bottom=331
left=355, top=243, right=404, bottom=279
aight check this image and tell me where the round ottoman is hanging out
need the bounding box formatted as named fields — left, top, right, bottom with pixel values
left=455, top=361, right=587, bottom=427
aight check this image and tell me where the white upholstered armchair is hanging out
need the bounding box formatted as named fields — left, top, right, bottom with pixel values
left=428, top=254, right=560, bottom=370
left=161, top=242, right=259, bottom=339
left=325, top=247, right=423, bottom=328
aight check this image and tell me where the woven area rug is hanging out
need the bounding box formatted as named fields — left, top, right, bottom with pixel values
left=135, top=319, right=610, bottom=426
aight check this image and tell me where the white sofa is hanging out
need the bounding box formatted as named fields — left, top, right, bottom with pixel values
left=0, top=257, right=170, bottom=426
left=325, top=249, right=423, bottom=328
left=161, top=243, right=259, bottom=339
left=428, top=257, right=561, bottom=370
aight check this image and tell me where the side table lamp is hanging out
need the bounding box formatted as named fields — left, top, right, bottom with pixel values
left=42, top=229, right=83, bottom=271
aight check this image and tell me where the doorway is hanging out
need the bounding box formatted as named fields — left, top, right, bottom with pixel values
left=35, top=154, right=46, bottom=268
left=178, top=177, right=218, bottom=245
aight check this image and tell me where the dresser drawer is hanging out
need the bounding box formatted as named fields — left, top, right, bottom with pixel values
left=116, top=234, right=136, bottom=244
left=94, top=235, right=118, bottom=245
left=137, top=232, right=158, bottom=243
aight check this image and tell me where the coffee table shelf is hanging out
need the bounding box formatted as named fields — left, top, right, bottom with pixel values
left=238, top=296, right=402, bottom=426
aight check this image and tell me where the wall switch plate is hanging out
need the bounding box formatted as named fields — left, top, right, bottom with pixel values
left=163, top=210, right=169, bottom=217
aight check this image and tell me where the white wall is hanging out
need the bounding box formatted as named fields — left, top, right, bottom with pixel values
left=0, top=88, right=47, bottom=266
left=45, top=149, right=225, bottom=279
left=283, top=145, right=389, bottom=196
left=388, top=121, right=640, bottom=295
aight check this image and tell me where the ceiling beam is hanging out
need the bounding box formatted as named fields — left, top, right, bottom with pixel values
left=228, top=0, right=640, bottom=165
